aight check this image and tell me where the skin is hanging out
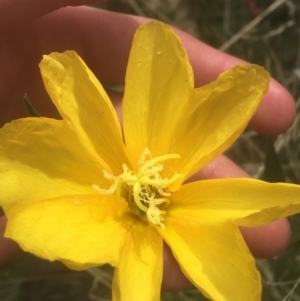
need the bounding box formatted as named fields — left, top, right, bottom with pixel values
left=0, top=0, right=296, bottom=292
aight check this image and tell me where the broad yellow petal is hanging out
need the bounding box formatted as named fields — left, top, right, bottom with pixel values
left=40, top=51, right=129, bottom=173
left=169, top=65, right=270, bottom=182
left=113, top=221, right=163, bottom=301
left=169, top=178, right=300, bottom=227
left=123, top=22, right=193, bottom=166
left=5, top=194, right=133, bottom=269
left=160, top=219, right=261, bottom=301
left=0, top=118, right=111, bottom=214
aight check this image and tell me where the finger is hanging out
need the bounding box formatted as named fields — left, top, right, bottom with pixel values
left=177, top=29, right=296, bottom=135
left=239, top=219, right=290, bottom=258
left=1, top=6, right=296, bottom=134
left=188, top=154, right=291, bottom=258
left=42, top=8, right=297, bottom=134
left=162, top=243, right=190, bottom=292
left=0, top=216, right=22, bottom=266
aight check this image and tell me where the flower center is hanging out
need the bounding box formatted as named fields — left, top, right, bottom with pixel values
left=93, top=148, right=182, bottom=228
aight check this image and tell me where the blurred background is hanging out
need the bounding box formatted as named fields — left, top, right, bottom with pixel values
left=1, top=0, right=300, bottom=300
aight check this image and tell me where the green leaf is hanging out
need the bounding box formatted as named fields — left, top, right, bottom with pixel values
left=23, top=93, right=41, bottom=117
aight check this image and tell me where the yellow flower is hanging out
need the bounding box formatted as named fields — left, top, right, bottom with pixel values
left=1, top=21, right=300, bottom=301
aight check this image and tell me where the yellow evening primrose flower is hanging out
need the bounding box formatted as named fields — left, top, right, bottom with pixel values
left=1, top=21, right=300, bottom=301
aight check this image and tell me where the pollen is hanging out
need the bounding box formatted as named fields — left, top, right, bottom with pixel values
left=93, top=148, right=183, bottom=228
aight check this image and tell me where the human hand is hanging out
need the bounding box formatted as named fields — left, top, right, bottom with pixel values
left=0, top=0, right=296, bottom=292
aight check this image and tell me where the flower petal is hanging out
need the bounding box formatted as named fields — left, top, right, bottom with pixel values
left=113, top=222, right=163, bottom=301
left=169, top=65, right=270, bottom=182
left=0, top=118, right=110, bottom=214
left=169, top=178, right=300, bottom=227
left=40, top=51, right=129, bottom=173
left=160, top=219, right=261, bottom=301
left=123, top=22, right=193, bottom=166
left=5, top=194, right=133, bottom=269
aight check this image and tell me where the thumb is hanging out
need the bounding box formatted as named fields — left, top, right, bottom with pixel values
left=0, top=0, right=107, bottom=30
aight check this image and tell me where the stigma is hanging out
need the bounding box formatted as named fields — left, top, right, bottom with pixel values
left=93, top=148, right=183, bottom=228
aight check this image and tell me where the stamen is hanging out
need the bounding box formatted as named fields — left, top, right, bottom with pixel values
left=93, top=148, right=183, bottom=228
left=133, top=182, right=149, bottom=212
left=147, top=199, right=165, bottom=229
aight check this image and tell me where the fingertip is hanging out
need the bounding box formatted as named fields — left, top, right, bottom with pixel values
left=249, top=79, right=296, bottom=135
left=240, top=218, right=291, bottom=259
